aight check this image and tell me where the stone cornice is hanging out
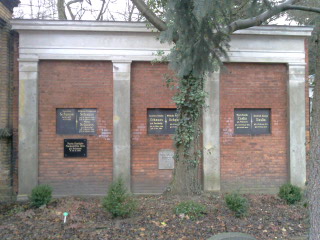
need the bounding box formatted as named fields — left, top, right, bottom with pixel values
left=11, top=19, right=314, bottom=37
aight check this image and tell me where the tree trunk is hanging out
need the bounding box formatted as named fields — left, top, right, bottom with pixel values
left=309, top=22, right=320, bottom=240
left=57, top=0, right=67, bottom=20
left=166, top=74, right=205, bottom=195
left=169, top=117, right=202, bottom=195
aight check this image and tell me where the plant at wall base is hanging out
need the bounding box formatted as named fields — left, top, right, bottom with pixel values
left=174, top=200, right=207, bottom=220
left=0, top=127, right=12, bottom=139
left=225, top=192, right=249, bottom=218
left=102, top=178, right=137, bottom=218
left=278, top=183, right=302, bottom=205
left=29, top=184, right=53, bottom=208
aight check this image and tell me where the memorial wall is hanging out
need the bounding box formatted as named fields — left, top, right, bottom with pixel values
left=9, top=21, right=311, bottom=197
left=38, top=61, right=113, bottom=195
left=220, top=63, right=289, bottom=192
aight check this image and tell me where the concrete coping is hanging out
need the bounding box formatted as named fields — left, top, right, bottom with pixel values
left=10, top=19, right=313, bottom=37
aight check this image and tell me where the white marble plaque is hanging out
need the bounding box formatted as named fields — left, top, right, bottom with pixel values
left=159, top=149, right=174, bottom=169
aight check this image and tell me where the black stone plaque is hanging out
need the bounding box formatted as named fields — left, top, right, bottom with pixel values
left=234, top=109, right=271, bottom=135
left=251, top=109, right=270, bottom=135
left=57, top=108, right=97, bottom=135
left=57, top=109, right=77, bottom=134
left=234, top=110, right=251, bottom=135
left=148, top=109, right=178, bottom=134
left=64, top=139, right=87, bottom=157
left=77, top=109, right=97, bottom=135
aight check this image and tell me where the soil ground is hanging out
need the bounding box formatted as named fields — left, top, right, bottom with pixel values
left=0, top=194, right=308, bottom=240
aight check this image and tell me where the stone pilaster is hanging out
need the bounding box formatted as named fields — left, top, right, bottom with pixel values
left=288, top=63, right=307, bottom=188
left=112, top=61, right=131, bottom=191
left=203, top=70, right=220, bottom=192
left=17, top=57, right=39, bottom=200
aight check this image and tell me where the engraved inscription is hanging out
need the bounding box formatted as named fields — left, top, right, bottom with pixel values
left=57, top=109, right=77, bottom=134
left=78, top=109, right=97, bottom=134
left=57, top=108, right=97, bottom=135
left=234, top=109, right=271, bottom=135
left=64, top=139, right=87, bottom=157
left=159, top=149, right=174, bottom=169
left=148, top=109, right=178, bottom=134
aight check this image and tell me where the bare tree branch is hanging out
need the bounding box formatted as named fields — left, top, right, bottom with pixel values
left=227, top=0, right=299, bottom=33
left=285, top=5, right=320, bottom=14
left=130, top=0, right=167, bottom=31
left=96, top=0, right=106, bottom=21
left=66, top=0, right=83, bottom=20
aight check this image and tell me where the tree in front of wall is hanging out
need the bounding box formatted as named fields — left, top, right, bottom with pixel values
left=131, top=0, right=320, bottom=238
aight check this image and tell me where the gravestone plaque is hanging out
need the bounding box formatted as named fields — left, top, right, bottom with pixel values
left=148, top=109, right=178, bottom=134
left=57, top=109, right=77, bottom=134
left=159, top=149, right=174, bottom=169
left=234, top=109, right=271, bottom=135
left=251, top=109, right=270, bottom=135
left=64, top=139, right=87, bottom=157
left=78, top=109, right=97, bottom=135
left=57, top=108, right=97, bottom=135
left=234, top=110, right=251, bottom=135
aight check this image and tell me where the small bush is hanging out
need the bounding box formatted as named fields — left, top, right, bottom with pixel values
left=174, top=200, right=207, bottom=220
left=29, top=184, right=52, bottom=208
left=225, top=192, right=249, bottom=218
left=102, top=178, right=137, bottom=218
left=278, top=183, right=302, bottom=204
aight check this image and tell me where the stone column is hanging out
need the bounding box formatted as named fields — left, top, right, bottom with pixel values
left=288, top=63, right=306, bottom=188
left=112, top=61, right=131, bottom=191
left=18, top=57, right=39, bottom=200
left=203, top=70, right=220, bottom=191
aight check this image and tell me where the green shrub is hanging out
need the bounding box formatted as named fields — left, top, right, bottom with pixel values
left=174, top=200, right=207, bottom=220
left=29, top=184, right=52, bottom=208
left=102, top=178, right=137, bottom=218
left=278, top=183, right=302, bottom=204
left=225, top=192, right=249, bottom=218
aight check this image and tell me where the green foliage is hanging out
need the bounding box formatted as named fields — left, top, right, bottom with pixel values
left=102, top=178, right=137, bottom=218
left=225, top=192, right=249, bottom=218
left=174, top=200, right=207, bottom=219
left=29, top=184, right=52, bottom=208
left=278, top=183, right=302, bottom=205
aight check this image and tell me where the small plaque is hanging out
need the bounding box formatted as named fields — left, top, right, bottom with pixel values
left=57, top=109, right=77, bottom=134
left=77, top=109, right=97, bottom=135
left=234, top=109, right=271, bottom=135
left=57, top=108, right=97, bottom=135
left=148, top=109, right=178, bottom=134
left=159, top=149, right=174, bottom=169
left=234, top=110, right=251, bottom=135
left=64, top=139, right=87, bottom=157
left=251, top=110, right=270, bottom=135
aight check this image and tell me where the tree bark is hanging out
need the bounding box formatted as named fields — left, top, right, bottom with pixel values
left=57, top=0, right=67, bottom=20
left=308, top=21, right=320, bottom=240
left=168, top=116, right=202, bottom=195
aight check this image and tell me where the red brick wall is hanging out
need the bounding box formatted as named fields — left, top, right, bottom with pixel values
left=12, top=34, right=19, bottom=195
left=38, top=61, right=113, bottom=195
left=131, top=62, right=175, bottom=193
left=305, top=39, right=310, bottom=181
left=220, top=63, right=288, bottom=192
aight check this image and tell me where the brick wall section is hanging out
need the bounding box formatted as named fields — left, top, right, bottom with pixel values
left=12, top=34, right=18, bottom=196
left=220, top=63, right=288, bottom=192
left=131, top=62, right=175, bottom=193
left=38, top=61, right=113, bottom=195
left=0, top=2, right=13, bottom=201
left=305, top=39, right=310, bottom=181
